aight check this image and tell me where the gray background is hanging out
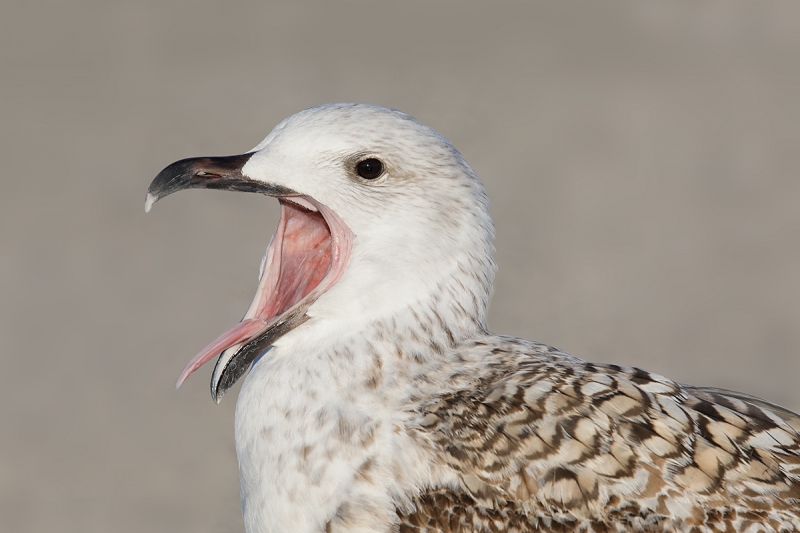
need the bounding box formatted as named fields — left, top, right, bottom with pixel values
left=2, top=1, right=799, bottom=532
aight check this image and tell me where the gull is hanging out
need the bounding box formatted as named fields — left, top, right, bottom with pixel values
left=146, top=103, right=800, bottom=533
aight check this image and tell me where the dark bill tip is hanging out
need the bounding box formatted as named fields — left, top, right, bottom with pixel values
left=145, top=152, right=297, bottom=211
left=211, top=308, right=310, bottom=403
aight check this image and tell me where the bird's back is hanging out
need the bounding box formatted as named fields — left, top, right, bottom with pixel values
left=399, top=335, right=800, bottom=532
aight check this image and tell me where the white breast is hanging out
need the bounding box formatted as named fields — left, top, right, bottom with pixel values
left=233, top=324, right=451, bottom=533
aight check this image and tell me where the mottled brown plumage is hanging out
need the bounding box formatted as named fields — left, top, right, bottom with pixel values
left=397, top=337, right=800, bottom=532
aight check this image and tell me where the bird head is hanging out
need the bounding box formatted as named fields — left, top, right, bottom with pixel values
left=146, top=103, right=495, bottom=402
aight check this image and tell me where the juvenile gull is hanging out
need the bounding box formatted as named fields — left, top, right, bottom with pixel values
left=146, top=103, right=800, bottom=533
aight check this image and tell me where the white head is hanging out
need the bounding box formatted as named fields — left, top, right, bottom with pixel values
left=147, top=103, right=495, bottom=400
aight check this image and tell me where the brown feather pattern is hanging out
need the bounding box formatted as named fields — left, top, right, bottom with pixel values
left=397, top=337, right=800, bottom=532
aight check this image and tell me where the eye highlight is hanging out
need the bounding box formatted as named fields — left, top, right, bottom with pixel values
left=356, top=158, right=383, bottom=180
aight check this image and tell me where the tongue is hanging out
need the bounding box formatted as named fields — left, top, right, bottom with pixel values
left=175, top=319, right=267, bottom=388
left=175, top=200, right=333, bottom=388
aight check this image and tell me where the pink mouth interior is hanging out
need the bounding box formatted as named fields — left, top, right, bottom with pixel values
left=176, top=198, right=346, bottom=388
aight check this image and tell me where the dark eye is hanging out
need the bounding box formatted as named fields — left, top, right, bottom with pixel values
left=356, top=158, right=383, bottom=180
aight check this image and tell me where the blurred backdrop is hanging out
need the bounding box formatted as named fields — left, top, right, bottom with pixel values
left=2, top=1, right=799, bottom=532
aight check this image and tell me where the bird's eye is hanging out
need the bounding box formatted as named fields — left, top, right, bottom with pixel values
left=356, top=158, right=383, bottom=180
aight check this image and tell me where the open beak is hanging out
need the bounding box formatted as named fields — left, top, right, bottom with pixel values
left=146, top=154, right=353, bottom=403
